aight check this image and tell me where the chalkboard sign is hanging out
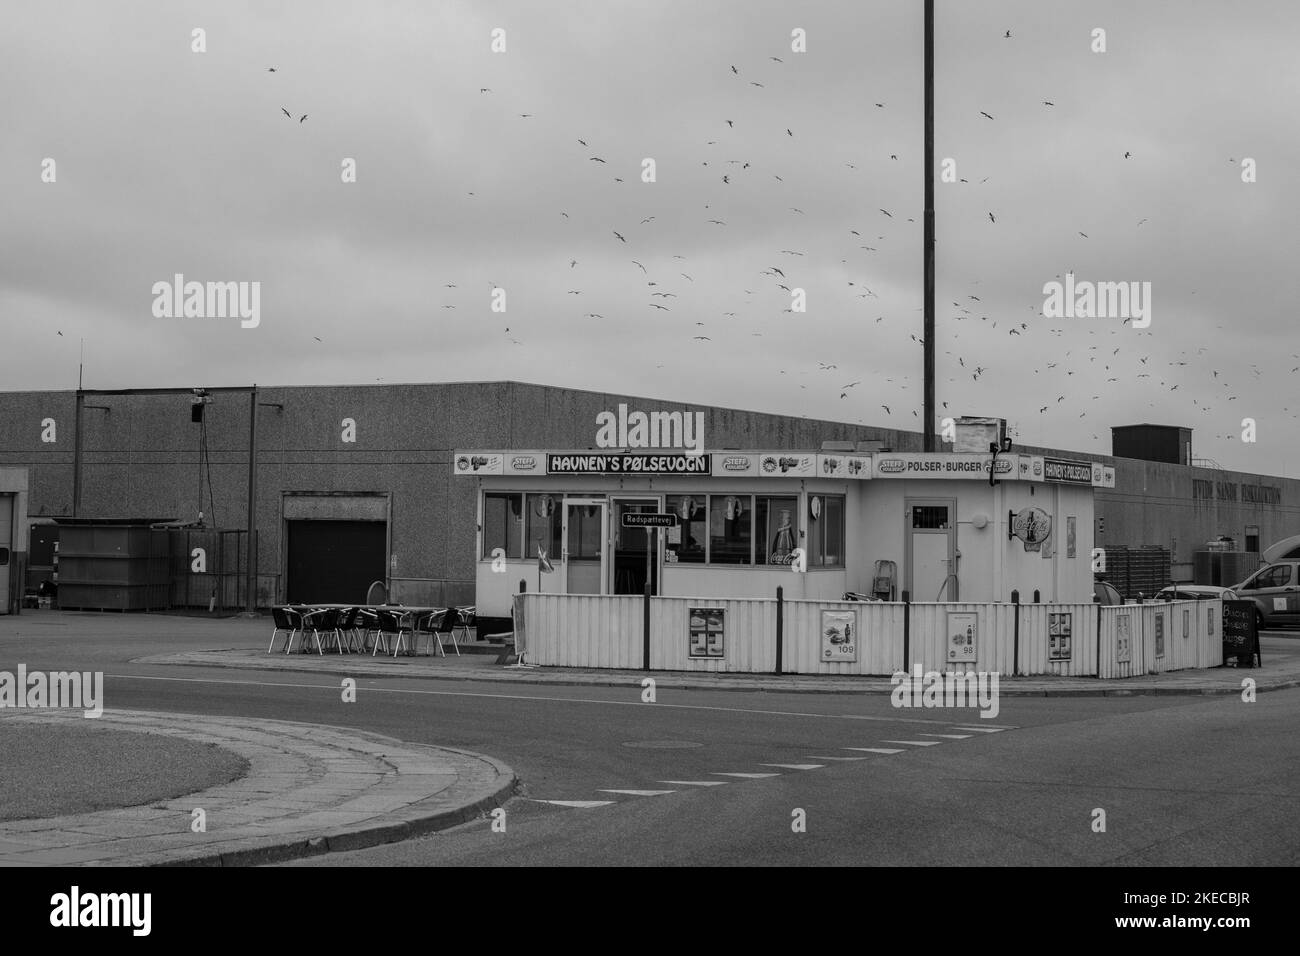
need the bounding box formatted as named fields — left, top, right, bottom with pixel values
left=1221, top=600, right=1261, bottom=667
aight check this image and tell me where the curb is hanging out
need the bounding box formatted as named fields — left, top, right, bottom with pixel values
left=137, top=652, right=1300, bottom=700
left=159, top=749, right=518, bottom=867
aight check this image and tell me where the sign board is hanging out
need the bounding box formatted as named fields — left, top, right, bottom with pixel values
left=758, top=454, right=816, bottom=477
left=1043, top=457, right=1094, bottom=485
left=875, top=453, right=1013, bottom=480
left=621, top=513, right=677, bottom=529
left=821, top=609, right=858, bottom=661
left=1116, top=614, right=1131, bottom=663
left=1048, top=612, right=1072, bottom=661
left=1009, top=507, right=1053, bottom=551
left=547, top=453, right=711, bottom=476
left=688, top=607, right=725, bottom=659
left=816, top=454, right=872, bottom=480
left=1221, top=599, right=1260, bottom=666
left=1154, top=611, right=1165, bottom=659
left=453, top=453, right=504, bottom=475
left=946, top=611, right=978, bottom=663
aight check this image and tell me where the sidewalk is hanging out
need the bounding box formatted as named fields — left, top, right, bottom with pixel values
left=141, top=640, right=1300, bottom=698
left=0, top=709, right=515, bottom=866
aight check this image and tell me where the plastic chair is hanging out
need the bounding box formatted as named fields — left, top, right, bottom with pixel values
left=269, top=606, right=303, bottom=654
left=373, top=608, right=413, bottom=657
left=452, top=606, right=476, bottom=645
left=415, top=608, right=449, bottom=657
left=302, top=607, right=340, bottom=655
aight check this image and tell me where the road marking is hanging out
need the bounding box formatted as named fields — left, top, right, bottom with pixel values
left=759, top=763, right=824, bottom=770
left=104, top=673, right=964, bottom=725
left=597, top=789, right=677, bottom=796
left=659, top=780, right=728, bottom=787
left=918, top=733, right=972, bottom=739
left=805, top=755, right=868, bottom=761
left=528, top=800, right=614, bottom=809
left=880, top=740, right=942, bottom=747
left=712, top=772, right=780, bottom=779
left=949, top=726, right=1011, bottom=732
left=842, top=747, right=904, bottom=754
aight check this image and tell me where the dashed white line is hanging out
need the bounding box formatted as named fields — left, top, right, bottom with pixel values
left=659, top=780, right=728, bottom=787
left=805, top=755, right=869, bottom=761
left=759, top=763, right=824, bottom=770
left=843, top=747, right=904, bottom=754
left=529, top=800, right=615, bottom=809
left=880, top=740, right=942, bottom=747
left=949, top=725, right=1012, bottom=732
left=918, top=733, right=972, bottom=739
left=597, top=789, right=677, bottom=796
left=712, top=772, right=781, bottom=779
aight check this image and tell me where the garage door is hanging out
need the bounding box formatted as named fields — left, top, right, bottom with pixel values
left=286, top=520, right=386, bottom=604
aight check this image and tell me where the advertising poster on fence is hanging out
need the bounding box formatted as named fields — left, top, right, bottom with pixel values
left=1048, top=612, right=1072, bottom=661
left=821, top=609, right=858, bottom=661
left=1154, top=612, right=1165, bottom=658
left=946, top=611, right=978, bottom=663
left=1116, top=614, right=1131, bottom=663
left=688, top=607, right=725, bottom=659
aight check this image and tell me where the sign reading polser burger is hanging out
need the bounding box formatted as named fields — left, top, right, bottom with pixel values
left=873, top=453, right=1014, bottom=479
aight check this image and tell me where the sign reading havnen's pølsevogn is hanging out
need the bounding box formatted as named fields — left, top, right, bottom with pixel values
left=546, top=453, right=711, bottom=475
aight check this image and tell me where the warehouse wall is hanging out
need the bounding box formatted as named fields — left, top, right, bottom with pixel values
left=2, top=381, right=1299, bottom=605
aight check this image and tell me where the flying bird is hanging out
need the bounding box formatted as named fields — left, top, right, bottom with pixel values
left=879, top=209, right=892, bottom=217
left=731, top=65, right=738, bottom=74
left=786, top=129, right=793, bottom=136
left=980, top=111, right=994, bottom=120
left=693, top=336, right=711, bottom=340
left=988, top=212, right=996, bottom=223
left=1043, top=101, right=1054, bottom=106
left=613, top=231, right=626, bottom=242
left=881, top=405, right=891, bottom=415
left=1004, top=30, right=1012, bottom=38
left=589, top=156, right=606, bottom=163
left=1124, top=151, right=1131, bottom=158
left=750, top=82, right=764, bottom=87
left=299, top=114, right=307, bottom=122
left=267, top=67, right=277, bottom=72
left=631, top=260, right=646, bottom=272
left=1078, top=231, right=1088, bottom=238
left=479, top=88, right=491, bottom=93
left=281, top=108, right=291, bottom=117
left=650, top=304, right=670, bottom=311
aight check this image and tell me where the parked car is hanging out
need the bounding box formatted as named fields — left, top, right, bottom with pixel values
left=1231, top=561, right=1300, bottom=628
left=1153, top=585, right=1236, bottom=602
left=1093, top=579, right=1123, bottom=605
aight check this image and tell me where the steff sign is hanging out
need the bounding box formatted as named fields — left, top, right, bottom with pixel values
left=1008, top=507, right=1052, bottom=551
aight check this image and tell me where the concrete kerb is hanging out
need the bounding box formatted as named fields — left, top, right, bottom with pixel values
left=0, top=709, right=516, bottom=868
left=135, top=648, right=1300, bottom=699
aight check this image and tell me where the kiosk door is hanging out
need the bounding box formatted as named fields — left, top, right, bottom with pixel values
left=906, top=499, right=956, bottom=602
left=562, top=499, right=607, bottom=595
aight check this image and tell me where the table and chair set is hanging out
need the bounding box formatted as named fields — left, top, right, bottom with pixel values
left=267, top=603, right=476, bottom=658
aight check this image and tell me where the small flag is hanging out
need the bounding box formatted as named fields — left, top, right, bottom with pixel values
left=538, top=543, right=554, bottom=573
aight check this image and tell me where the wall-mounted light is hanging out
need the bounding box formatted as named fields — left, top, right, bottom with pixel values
left=971, top=514, right=989, bottom=530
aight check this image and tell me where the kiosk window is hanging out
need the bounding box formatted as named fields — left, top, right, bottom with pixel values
left=665, top=495, right=705, bottom=564
left=807, top=495, right=845, bottom=567
left=482, top=493, right=523, bottom=559
left=912, top=506, right=950, bottom=529
left=526, top=493, right=562, bottom=562
left=708, top=495, right=753, bottom=565
left=756, top=495, right=799, bottom=565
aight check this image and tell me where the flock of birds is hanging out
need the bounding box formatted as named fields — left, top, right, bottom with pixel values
left=49, top=38, right=1275, bottom=464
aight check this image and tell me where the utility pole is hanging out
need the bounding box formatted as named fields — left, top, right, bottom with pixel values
left=923, top=0, right=936, bottom=451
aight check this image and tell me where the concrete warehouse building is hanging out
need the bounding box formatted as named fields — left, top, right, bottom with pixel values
left=0, top=381, right=1296, bottom=621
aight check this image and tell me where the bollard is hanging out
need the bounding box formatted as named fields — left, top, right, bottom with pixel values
left=1011, top=589, right=1021, bottom=677
left=643, top=581, right=651, bottom=671
left=902, top=590, right=911, bottom=671
left=775, top=586, right=784, bottom=675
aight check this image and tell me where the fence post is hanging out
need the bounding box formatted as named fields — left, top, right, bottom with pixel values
left=643, top=581, right=651, bottom=671
left=1095, top=599, right=1103, bottom=678
left=775, top=586, right=784, bottom=675
left=1011, top=590, right=1020, bottom=678
left=902, top=589, right=911, bottom=671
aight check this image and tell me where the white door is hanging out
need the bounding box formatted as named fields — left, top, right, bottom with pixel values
left=562, top=499, right=607, bottom=595
left=907, top=499, right=956, bottom=602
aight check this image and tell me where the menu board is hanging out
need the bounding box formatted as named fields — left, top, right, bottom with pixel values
left=688, top=607, right=725, bottom=659
left=1221, top=600, right=1260, bottom=666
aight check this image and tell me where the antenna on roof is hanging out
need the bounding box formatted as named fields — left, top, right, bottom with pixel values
left=78, top=338, right=84, bottom=390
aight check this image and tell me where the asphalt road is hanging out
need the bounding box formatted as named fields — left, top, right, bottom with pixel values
left=4, top=616, right=1299, bottom=866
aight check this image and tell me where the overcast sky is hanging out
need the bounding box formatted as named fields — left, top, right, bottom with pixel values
left=3, top=1, right=1297, bottom=476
